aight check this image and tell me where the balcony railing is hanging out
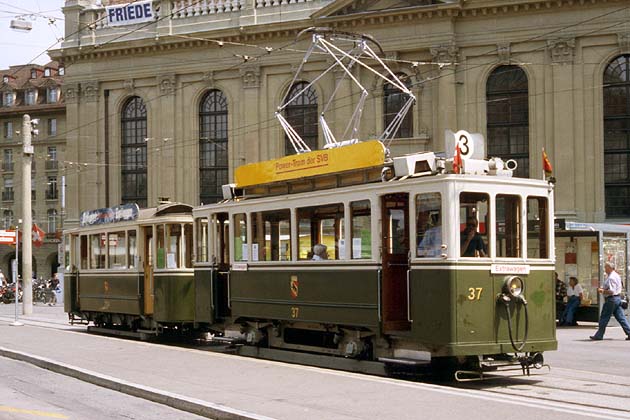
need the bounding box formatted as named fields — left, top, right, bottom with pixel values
left=2, top=191, right=14, bottom=201
left=65, top=0, right=330, bottom=48
left=2, top=161, right=13, bottom=172
left=45, top=160, right=58, bottom=170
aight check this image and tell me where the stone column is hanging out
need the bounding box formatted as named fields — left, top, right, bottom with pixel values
left=239, top=66, right=261, bottom=168
left=430, top=44, right=458, bottom=144
left=156, top=74, right=177, bottom=203
left=548, top=38, right=577, bottom=219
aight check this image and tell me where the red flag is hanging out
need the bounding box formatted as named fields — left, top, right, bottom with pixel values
left=542, top=147, right=553, bottom=177
left=453, top=142, right=462, bottom=174
left=33, top=223, right=45, bottom=248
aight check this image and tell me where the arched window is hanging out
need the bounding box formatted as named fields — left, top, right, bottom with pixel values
left=486, top=66, right=529, bottom=178
left=2, top=210, right=12, bottom=229
left=47, top=209, right=57, bottom=234
left=603, top=55, right=630, bottom=218
left=121, top=96, right=147, bottom=208
left=383, top=73, right=413, bottom=138
left=199, top=90, right=228, bottom=204
left=284, top=82, right=318, bottom=155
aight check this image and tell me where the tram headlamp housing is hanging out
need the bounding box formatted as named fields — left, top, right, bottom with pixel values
left=503, top=276, right=524, bottom=298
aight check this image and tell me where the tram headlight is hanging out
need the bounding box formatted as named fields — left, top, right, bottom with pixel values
left=503, top=276, right=524, bottom=298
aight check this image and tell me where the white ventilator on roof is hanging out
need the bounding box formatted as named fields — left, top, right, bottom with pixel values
left=276, top=28, right=416, bottom=154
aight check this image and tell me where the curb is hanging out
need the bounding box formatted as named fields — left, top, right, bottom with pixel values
left=0, top=346, right=275, bottom=420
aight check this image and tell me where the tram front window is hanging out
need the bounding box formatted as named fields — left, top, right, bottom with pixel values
left=527, top=197, right=549, bottom=259
left=496, top=195, right=521, bottom=258
left=416, top=193, right=442, bottom=258
left=459, top=193, right=489, bottom=257
left=195, top=217, right=209, bottom=263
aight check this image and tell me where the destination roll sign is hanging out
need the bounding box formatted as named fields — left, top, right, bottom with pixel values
left=106, top=0, right=154, bottom=27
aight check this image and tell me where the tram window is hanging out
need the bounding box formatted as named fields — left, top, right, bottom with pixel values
left=80, top=235, right=88, bottom=270
left=108, top=231, right=127, bottom=269
left=297, top=204, right=344, bottom=260
left=156, top=224, right=165, bottom=269
left=527, top=197, right=549, bottom=259
left=459, top=193, right=489, bottom=257
left=251, top=210, right=291, bottom=261
left=233, top=214, right=248, bottom=261
left=351, top=200, right=371, bottom=259
left=166, top=224, right=182, bottom=268
left=416, top=193, right=442, bottom=258
left=195, top=217, right=209, bottom=263
left=89, top=233, right=106, bottom=269
left=128, top=230, right=137, bottom=269
left=496, top=195, right=521, bottom=258
left=184, top=224, right=193, bottom=268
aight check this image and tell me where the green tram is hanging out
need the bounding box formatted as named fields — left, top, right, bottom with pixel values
left=64, top=141, right=556, bottom=378
left=191, top=140, right=557, bottom=378
left=64, top=202, right=196, bottom=332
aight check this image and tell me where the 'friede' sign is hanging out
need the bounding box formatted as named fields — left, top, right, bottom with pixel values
left=106, top=1, right=154, bottom=27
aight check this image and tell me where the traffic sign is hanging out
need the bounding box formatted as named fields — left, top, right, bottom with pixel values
left=0, top=230, right=16, bottom=245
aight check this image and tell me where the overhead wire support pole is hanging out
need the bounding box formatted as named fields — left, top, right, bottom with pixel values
left=21, top=114, right=35, bottom=315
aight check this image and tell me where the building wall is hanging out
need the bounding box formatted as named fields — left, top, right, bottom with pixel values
left=54, top=0, right=630, bottom=228
left=0, top=64, right=65, bottom=279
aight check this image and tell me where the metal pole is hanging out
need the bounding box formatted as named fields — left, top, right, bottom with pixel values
left=22, top=114, right=33, bottom=315
left=11, top=224, right=22, bottom=326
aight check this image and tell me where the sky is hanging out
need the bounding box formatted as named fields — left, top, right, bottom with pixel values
left=0, top=0, right=65, bottom=70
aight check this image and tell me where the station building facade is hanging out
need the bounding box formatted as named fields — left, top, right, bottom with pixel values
left=0, top=62, right=66, bottom=279
left=54, top=0, right=630, bottom=230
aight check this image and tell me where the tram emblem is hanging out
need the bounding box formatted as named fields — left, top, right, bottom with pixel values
left=290, top=276, right=299, bottom=299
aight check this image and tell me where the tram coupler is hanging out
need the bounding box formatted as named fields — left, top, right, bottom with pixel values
left=518, top=352, right=545, bottom=375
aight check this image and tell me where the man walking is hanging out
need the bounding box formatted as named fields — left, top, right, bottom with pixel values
left=590, top=261, right=630, bottom=340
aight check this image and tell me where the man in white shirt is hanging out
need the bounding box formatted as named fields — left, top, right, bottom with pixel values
left=559, top=276, right=583, bottom=326
left=590, top=261, right=630, bottom=340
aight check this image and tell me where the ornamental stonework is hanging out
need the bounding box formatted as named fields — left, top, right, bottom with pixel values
left=81, top=81, right=99, bottom=102
left=202, top=71, right=215, bottom=87
left=240, top=66, right=261, bottom=89
left=123, top=79, right=135, bottom=92
left=548, top=38, right=575, bottom=64
left=158, top=74, right=176, bottom=96
left=618, top=33, right=630, bottom=52
left=497, top=43, right=510, bottom=65
left=63, top=83, right=79, bottom=103
left=430, top=44, right=459, bottom=69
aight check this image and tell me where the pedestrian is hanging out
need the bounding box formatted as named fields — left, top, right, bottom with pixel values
left=559, top=276, right=582, bottom=326
left=590, top=261, right=630, bottom=340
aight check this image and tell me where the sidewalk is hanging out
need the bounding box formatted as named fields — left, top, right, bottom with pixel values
left=0, top=304, right=617, bottom=420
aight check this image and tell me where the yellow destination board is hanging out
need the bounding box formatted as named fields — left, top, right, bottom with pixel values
left=235, top=140, right=386, bottom=188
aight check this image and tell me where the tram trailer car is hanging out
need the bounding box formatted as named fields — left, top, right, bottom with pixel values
left=191, top=144, right=557, bottom=377
left=64, top=203, right=197, bottom=332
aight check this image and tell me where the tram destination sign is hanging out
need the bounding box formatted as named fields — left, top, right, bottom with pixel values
left=491, top=264, right=530, bottom=275
left=235, top=140, right=386, bottom=187
left=80, top=203, right=139, bottom=227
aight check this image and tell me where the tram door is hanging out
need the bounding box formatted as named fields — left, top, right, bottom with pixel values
left=143, top=227, right=154, bottom=315
left=213, top=213, right=231, bottom=319
left=381, top=193, right=411, bottom=332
